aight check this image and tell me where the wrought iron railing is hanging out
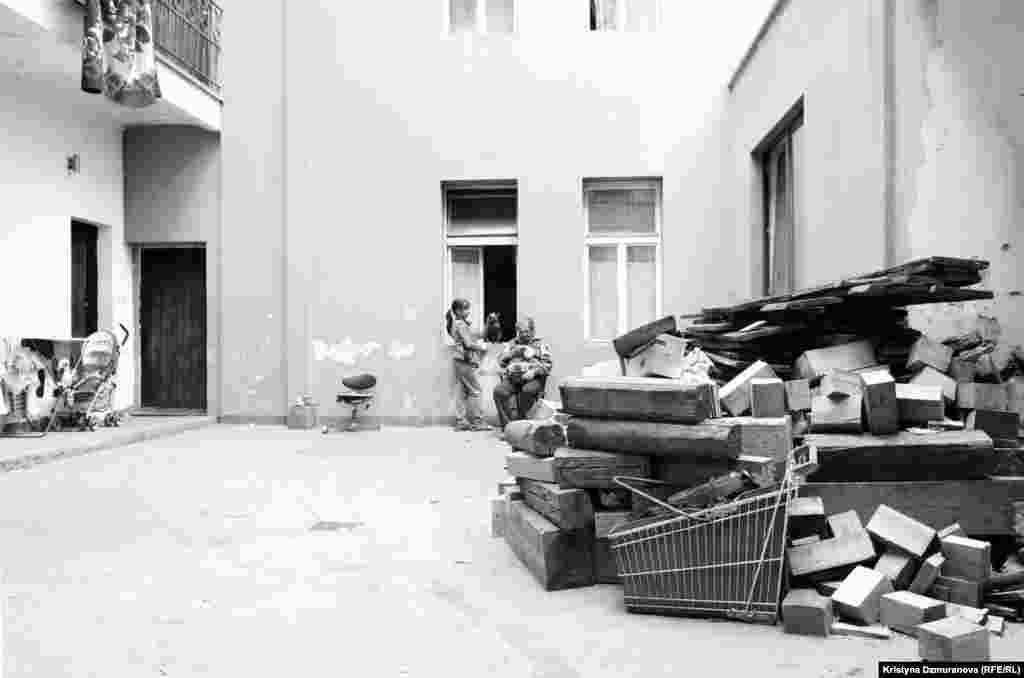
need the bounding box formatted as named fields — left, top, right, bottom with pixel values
left=152, top=0, right=223, bottom=93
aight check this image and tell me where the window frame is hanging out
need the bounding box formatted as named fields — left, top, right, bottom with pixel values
left=447, top=0, right=517, bottom=35
left=755, top=101, right=804, bottom=296
left=582, top=178, right=663, bottom=342
left=590, top=0, right=661, bottom=32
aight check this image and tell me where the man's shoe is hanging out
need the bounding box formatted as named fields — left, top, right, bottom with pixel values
left=470, top=422, right=494, bottom=431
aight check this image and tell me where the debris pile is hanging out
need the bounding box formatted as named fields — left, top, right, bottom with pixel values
left=490, top=257, right=1023, bottom=658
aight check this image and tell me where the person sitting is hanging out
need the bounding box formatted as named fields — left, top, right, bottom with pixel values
left=493, top=318, right=553, bottom=428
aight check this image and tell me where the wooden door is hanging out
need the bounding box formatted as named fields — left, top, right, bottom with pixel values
left=140, top=247, right=207, bottom=410
left=71, top=222, right=98, bottom=338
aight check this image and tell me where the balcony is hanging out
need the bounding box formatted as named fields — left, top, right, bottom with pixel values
left=152, top=0, right=223, bottom=94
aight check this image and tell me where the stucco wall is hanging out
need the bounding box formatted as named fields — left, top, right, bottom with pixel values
left=892, top=0, right=1024, bottom=347
left=725, top=0, right=889, bottom=295
left=0, top=73, right=135, bottom=410
left=123, top=125, right=222, bottom=416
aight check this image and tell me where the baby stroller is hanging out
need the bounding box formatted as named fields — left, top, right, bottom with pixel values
left=55, top=328, right=127, bottom=431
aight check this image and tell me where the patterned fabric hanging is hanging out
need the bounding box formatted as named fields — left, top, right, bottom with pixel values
left=81, top=0, right=162, bottom=108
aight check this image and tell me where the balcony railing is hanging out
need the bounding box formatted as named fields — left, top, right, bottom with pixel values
left=153, top=0, right=223, bottom=93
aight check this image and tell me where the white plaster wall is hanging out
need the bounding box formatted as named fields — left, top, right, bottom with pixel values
left=0, top=74, right=135, bottom=410
left=893, top=0, right=1024, bottom=347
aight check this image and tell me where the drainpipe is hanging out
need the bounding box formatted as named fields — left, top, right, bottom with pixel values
left=882, top=0, right=896, bottom=268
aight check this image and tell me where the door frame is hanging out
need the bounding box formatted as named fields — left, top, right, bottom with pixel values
left=133, top=243, right=208, bottom=411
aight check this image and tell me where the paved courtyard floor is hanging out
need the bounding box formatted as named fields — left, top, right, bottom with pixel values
left=0, top=425, right=1020, bottom=677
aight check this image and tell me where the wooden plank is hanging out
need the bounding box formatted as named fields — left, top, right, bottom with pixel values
left=781, top=589, right=833, bottom=636
left=831, top=622, right=891, bottom=639
left=503, top=420, right=566, bottom=457
left=624, top=334, right=686, bottom=379
left=809, top=394, right=863, bottom=433
left=910, top=553, right=946, bottom=595
left=505, top=452, right=558, bottom=483
left=917, top=617, right=990, bottom=661
left=719, top=360, right=777, bottom=416
left=787, top=531, right=876, bottom=578
left=880, top=591, right=946, bottom=637
left=895, top=384, right=944, bottom=427
left=832, top=566, right=894, bottom=624
left=794, top=341, right=877, bottom=380
left=937, top=523, right=966, bottom=540
left=931, top=575, right=983, bottom=607
left=593, top=536, right=619, bottom=584
left=944, top=602, right=988, bottom=626
left=966, top=410, right=1019, bottom=443
left=867, top=504, right=937, bottom=558
left=908, top=335, right=953, bottom=373
left=504, top=501, right=594, bottom=591
left=940, top=536, right=991, bottom=585
left=552, top=448, right=651, bottom=490
left=565, top=417, right=789, bottom=461
left=559, top=377, right=718, bottom=424
left=788, top=496, right=827, bottom=541
left=801, top=479, right=1022, bottom=535
left=861, top=370, right=900, bottom=435
left=988, top=616, right=1006, bottom=636
left=785, top=379, right=812, bottom=412
left=612, top=316, right=679, bottom=359
left=518, top=479, right=594, bottom=530
left=910, top=366, right=957, bottom=402
left=803, top=431, right=995, bottom=482
left=491, top=496, right=508, bottom=538
left=750, top=378, right=786, bottom=418
left=595, top=511, right=631, bottom=539
left=828, top=510, right=864, bottom=538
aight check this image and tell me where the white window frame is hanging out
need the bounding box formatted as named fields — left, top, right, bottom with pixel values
left=582, top=178, right=663, bottom=342
left=591, top=0, right=661, bottom=32
left=446, top=0, right=517, bottom=35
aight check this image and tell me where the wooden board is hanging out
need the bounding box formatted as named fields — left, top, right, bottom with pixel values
left=810, top=394, right=863, bottom=434
left=552, top=448, right=651, bottom=489
left=910, top=366, right=957, bottom=402
left=917, top=617, right=990, bottom=661
left=559, top=377, right=718, bottom=424
left=940, top=536, right=991, bottom=584
left=566, top=417, right=788, bottom=461
left=931, top=575, right=983, bottom=607
left=593, top=536, right=619, bottom=584
left=505, top=452, right=558, bottom=483
left=595, top=511, right=631, bottom=539
left=503, top=420, right=566, bottom=457
left=957, top=382, right=1010, bottom=412
left=819, top=371, right=862, bottom=399
left=803, top=431, right=995, bottom=482
left=785, top=379, right=812, bottom=412
left=787, top=530, right=876, bottom=578
left=908, top=335, right=953, bottom=373
left=788, top=497, right=827, bottom=541
left=795, top=341, right=877, bottom=380
left=875, top=550, right=918, bottom=589
left=504, top=501, right=594, bottom=591
left=966, top=410, right=1019, bottom=443
left=612, top=316, right=679, bottom=358
left=518, top=479, right=594, bottom=530
left=828, top=510, right=864, bottom=538
left=910, top=553, right=945, bottom=595
left=880, top=591, right=946, bottom=637
left=832, top=566, right=894, bottom=624
left=801, top=479, right=1024, bottom=535
left=831, top=622, right=891, bottom=639
left=719, top=361, right=776, bottom=416
left=895, top=384, right=944, bottom=427
left=781, top=589, right=833, bottom=636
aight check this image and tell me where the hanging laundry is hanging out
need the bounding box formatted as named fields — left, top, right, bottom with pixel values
left=81, top=0, right=162, bottom=108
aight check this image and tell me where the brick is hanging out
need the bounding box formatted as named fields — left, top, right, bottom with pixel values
left=917, top=617, right=990, bottom=662
left=784, top=379, right=812, bottom=412
left=781, top=589, right=833, bottom=636
left=908, top=335, right=953, bottom=373
left=880, top=591, right=946, bottom=637
left=909, top=553, right=945, bottom=595
left=832, top=566, right=894, bottom=624
left=750, top=378, right=786, bottom=418
left=861, top=370, right=899, bottom=435
left=874, top=549, right=917, bottom=590
left=940, top=536, right=991, bottom=585
left=867, top=504, right=937, bottom=558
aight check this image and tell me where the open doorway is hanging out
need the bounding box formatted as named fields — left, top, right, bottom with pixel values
left=444, top=181, right=518, bottom=343
left=71, top=220, right=98, bottom=338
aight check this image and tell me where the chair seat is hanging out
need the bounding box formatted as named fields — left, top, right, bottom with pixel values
left=342, top=374, right=377, bottom=391
left=337, top=393, right=374, bottom=404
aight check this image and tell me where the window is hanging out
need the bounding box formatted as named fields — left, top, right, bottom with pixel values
left=759, top=107, right=804, bottom=296
left=589, top=0, right=660, bottom=31
left=584, top=178, right=662, bottom=341
left=444, top=182, right=518, bottom=343
left=449, top=0, right=515, bottom=34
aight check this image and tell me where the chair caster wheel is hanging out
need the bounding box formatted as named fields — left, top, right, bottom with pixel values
left=321, top=425, right=329, bottom=434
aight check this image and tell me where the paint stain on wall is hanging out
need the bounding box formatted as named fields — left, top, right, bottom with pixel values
left=312, top=338, right=381, bottom=365
left=388, top=340, right=416, bottom=361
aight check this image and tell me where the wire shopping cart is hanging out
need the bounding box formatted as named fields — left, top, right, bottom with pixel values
left=608, top=445, right=817, bottom=624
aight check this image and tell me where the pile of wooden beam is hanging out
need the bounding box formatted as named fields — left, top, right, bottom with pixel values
left=782, top=501, right=1024, bottom=659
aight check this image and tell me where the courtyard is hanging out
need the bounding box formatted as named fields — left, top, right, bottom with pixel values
left=0, top=426, right=1019, bottom=677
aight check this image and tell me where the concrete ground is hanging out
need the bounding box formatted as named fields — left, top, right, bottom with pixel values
left=0, top=426, right=1020, bottom=677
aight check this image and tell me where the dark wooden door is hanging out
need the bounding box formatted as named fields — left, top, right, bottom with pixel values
left=71, top=222, right=98, bottom=338
left=140, top=247, right=207, bottom=410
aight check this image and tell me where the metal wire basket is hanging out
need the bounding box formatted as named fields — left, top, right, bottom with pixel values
left=608, top=447, right=815, bottom=624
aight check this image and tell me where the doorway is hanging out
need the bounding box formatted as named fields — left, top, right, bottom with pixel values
left=71, top=221, right=98, bottom=338
left=449, top=245, right=517, bottom=342
left=139, top=247, right=207, bottom=411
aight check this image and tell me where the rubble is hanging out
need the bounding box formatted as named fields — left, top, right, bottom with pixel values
left=490, top=256, right=1023, bottom=656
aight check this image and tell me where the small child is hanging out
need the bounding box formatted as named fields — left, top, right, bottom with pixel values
left=446, top=299, right=493, bottom=432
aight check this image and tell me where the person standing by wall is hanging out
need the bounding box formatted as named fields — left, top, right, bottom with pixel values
left=446, top=299, right=494, bottom=432
left=493, top=318, right=553, bottom=428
